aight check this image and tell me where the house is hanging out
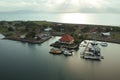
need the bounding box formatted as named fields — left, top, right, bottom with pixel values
left=90, top=28, right=97, bottom=33
left=102, top=32, right=110, bottom=37
left=35, top=32, right=50, bottom=40
left=44, top=27, right=52, bottom=32
left=20, top=35, right=26, bottom=39
left=59, top=34, right=74, bottom=44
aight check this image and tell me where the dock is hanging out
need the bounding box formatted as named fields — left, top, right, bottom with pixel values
left=3, top=36, right=52, bottom=44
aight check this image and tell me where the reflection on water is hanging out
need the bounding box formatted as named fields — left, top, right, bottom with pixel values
left=59, top=13, right=120, bottom=26
left=60, top=13, right=91, bottom=24
left=0, top=37, right=120, bottom=80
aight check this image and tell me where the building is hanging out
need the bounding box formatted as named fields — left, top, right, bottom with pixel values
left=102, top=32, right=110, bottom=37
left=59, top=34, right=74, bottom=44
left=44, top=27, right=52, bottom=32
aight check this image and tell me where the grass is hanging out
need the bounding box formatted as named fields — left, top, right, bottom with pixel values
left=33, top=21, right=52, bottom=26
left=111, top=32, right=120, bottom=40
left=0, top=27, right=8, bottom=33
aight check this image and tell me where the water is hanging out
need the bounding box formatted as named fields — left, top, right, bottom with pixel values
left=0, top=13, right=120, bottom=26
left=0, top=36, right=120, bottom=80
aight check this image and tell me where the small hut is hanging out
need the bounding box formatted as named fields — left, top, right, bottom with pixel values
left=60, top=34, right=74, bottom=44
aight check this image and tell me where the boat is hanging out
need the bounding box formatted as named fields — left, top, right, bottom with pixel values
left=82, top=44, right=102, bottom=60
left=84, top=40, right=87, bottom=44
left=83, top=51, right=101, bottom=60
left=49, top=48, right=62, bottom=54
left=63, top=49, right=73, bottom=56
left=100, top=42, right=108, bottom=47
left=91, top=41, right=98, bottom=46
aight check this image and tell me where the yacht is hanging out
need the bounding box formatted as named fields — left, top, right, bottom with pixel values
left=83, top=44, right=102, bottom=60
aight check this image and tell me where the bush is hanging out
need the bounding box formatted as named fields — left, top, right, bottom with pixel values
left=26, top=32, right=36, bottom=38
left=8, top=27, right=14, bottom=31
left=81, top=27, right=90, bottom=33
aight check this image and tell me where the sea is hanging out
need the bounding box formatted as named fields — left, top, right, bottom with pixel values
left=0, top=13, right=120, bottom=26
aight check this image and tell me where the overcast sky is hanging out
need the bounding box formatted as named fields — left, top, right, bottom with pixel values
left=0, top=0, right=120, bottom=13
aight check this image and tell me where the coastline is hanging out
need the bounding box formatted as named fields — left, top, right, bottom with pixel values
left=87, top=39, right=120, bottom=44
left=3, top=36, right=52, bottom=44
left=2, top=36, right=120, bottom=44
left=0, top=21, right=120, bottom=44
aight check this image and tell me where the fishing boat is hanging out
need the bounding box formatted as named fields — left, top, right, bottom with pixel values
left=49, top=48, right=62, bottom=54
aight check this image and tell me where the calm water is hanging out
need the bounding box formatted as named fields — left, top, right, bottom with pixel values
left=0, top=13, right=120, bottom=26
left=0, top=35, right=120, bottom=80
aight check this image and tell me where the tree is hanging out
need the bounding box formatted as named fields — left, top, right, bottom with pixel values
left=8, top=27, right=14, bottom=31
left=97, top=27, right=103, bottom=32
left=26, top=32, right=36, bottom=38
left=81, top=27, right=90, bottom=33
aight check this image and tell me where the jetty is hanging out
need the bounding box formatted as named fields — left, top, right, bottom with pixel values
left=3, top=36, right=51, bottom=44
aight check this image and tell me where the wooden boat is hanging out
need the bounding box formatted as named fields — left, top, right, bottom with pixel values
left=49, top=48, right=62, bottom=54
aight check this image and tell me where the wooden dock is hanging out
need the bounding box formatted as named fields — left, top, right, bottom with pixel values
left=3, top=36, right=52, bottom=44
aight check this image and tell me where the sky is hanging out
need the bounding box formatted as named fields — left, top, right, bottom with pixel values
left=0, top=0, right=120, bottom=13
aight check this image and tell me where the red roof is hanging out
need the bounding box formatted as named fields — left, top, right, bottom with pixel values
left=90, top=28, right=97, bottom=32
left=60, top=34, right=74, bottom=42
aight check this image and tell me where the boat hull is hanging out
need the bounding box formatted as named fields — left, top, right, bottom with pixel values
left=49, top=48, right=62, bottom=54
left=63, top=50, right=73, bottom=56
left=83, top=56, right=101, bottom=60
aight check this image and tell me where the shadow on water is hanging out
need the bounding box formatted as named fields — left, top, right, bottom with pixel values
left=27, top=43, right=36, bottom=49
left=49, top=53, right=63, bottom=56
left=83, top=59, right=101, bottom=62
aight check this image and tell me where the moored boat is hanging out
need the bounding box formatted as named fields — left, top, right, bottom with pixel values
left=91, top=41, right=98, bottom=46
left=100, top=42, right=108, bottom=47
left=81, top=42, right=103, bottom=60
left=49, top=48, right=62, bottom=54
left=83, top=51, right=101, bottom=60
left=63, top=50, right=73, bottom=56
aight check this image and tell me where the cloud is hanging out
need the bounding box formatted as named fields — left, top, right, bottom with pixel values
left=0, top=0, right=120, bottom=13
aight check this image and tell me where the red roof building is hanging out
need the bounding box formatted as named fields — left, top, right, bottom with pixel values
left=90, top=28, right=97, bottom=33
left=60, top=34, right=74, bottom=44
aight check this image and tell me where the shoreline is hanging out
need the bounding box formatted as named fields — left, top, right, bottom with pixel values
left=1, top=34, right=120, bottom=44
left=0, top=21, right=120, bottom=44
left=3, top=36, right=52, bottom=44
left=87, top=39, right=120, bottom=44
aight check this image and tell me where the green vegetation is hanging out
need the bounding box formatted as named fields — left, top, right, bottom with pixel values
left=0, top=27, right=7, bottom=33
left=111, top=32, right=120, bottom=40
left=81, top=27, right=90, bottom=33
left=8, top=27, right=14, bottom=31
left=26, top=31, right=36, bottom=38
left=0, top=21, right=120, bottom=44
